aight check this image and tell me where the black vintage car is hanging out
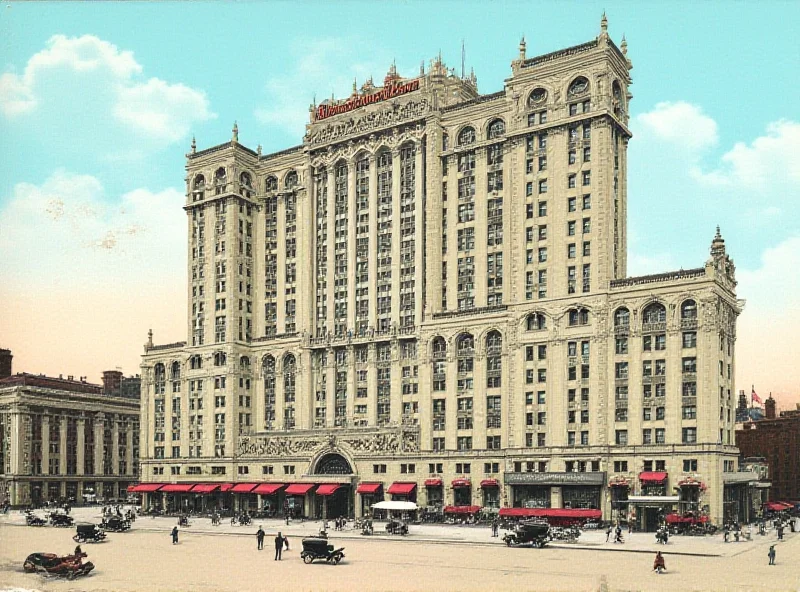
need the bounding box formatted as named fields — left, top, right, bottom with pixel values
left=300, top=537, right=345, bottom=565
left=73, top=524, right=107, bottom=543
left=23, top=553, right=94, bottom=579
left=25, top=512, right=47, bottom=527
left=502, top=520, right=551, bottom=548
left=385, top=519, right=408, bottom=535
left=49, top=513, right=75, bottom=527
left=101, top=516, right=131, bottom=532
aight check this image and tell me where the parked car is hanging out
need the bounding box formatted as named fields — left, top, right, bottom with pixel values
left=23, top=552, right=94, bottom=579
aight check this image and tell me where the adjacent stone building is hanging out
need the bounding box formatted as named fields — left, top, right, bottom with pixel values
left=0, top=363, right=141, bottom=506
left=139, top=17, right=742, bottom=528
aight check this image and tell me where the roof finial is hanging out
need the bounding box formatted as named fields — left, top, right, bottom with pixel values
left=519, top=36, right=527, bottom=61
left=191, top=135, right=196, bottom=154
left=352, top=78, right=358, bottom=94
left=147, top=329, right=153, bottom=348
left=715, top=225, right=721, bottom=239
left=232, top=121, right=238, bottom=143
left=257, top=144, right=262, bottom=156
left=601, top=11, right=608, bottom=34
left=420, top=60, right=425, bottom=76
left=621, top=34, right=628, bottom=55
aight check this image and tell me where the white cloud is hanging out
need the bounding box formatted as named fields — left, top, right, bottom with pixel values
left=0, top=34, right=214, bottom=143
left=0, top=169, right=186, bottom=286
left=636, top=101, right=718, bottom=151
left=691, top=120, right=800, bottom=189
left=255, top=37, right=395, bottom=137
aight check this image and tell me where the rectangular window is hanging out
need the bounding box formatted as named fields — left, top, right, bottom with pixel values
left=615, top=430, right=628, bottom=445
left=682, top=427, right=697, bottom=443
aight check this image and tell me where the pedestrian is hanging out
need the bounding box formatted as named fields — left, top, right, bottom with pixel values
left=284, top=535, right=290, bottom=551
left=768, top=545, right=776, bottom=565
left=491, top=518, right=499, bottom=537
left=777, top=525, right=784, bottom=540
left=171, top=526, right=179, bottom=545
left=256, top=526, right=265, bottom=550
left=653, top=551, right=666, bottom=574
left=606, top=525, right=612, bottom=542
left=274, top=532, right=284, bottom=560
left=74, top=544, right=83, bottom=557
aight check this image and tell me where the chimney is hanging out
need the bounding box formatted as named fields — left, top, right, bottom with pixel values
left=0, top=349, right=11, bottom=379
left=765, top=395, right=776, bottom=420
left=68, top=375, right=74, bottom=381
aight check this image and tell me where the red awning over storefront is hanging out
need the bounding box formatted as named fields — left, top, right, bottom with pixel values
left=161, top=484, right=195, bottom=493
left=219, top=483, right=235, bottom=492
left=316, top=484, right=341, bottom=496
left=444, top=505, right=482, bottom=514
left=357, top=482, right=383, bottom=494
left=424, top=478, right=443, bottom=487
left=498, top=508, right=602, bottom=519
left=252, top=483, right=284, bottom=495
left=480, top=479, right=499, bottom=488
left=191, top=484, right=221, bottom=493
left=639, top=471, right=668, bottom=484
left=128, top=483, right=164, bottom=493
left=285, top=483, right=315, bottom=495
left=452, top=479, right=471, bottom=488
left=231, top=483, right=258, bottom=493
left=387, top=482, right=417, bottom=495
left=665, top=513, right=708, bottom=524
left=764, top=501, right=791, bottom=511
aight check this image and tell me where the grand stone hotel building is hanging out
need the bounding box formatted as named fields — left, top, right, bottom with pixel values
left=139, top=19, right=743, bottom=527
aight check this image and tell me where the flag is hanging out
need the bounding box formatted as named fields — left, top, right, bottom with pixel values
left=751, top=387, right=762, bottom=405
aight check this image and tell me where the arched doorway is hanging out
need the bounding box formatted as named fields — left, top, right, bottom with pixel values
left=314, top=452, right=353, bottom=519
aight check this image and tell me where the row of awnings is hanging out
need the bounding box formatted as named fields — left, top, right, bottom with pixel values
left=129, top=478, right=502, bottom=496
left=498, top=508, right=602, bottom=519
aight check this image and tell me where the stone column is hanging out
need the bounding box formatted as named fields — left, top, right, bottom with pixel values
left=446, top=354, right=458, bottom=450
left=346, top=160, right=357, bottom=330
left=297, top=167, right=315, bottom=332
left=473, top=350, right=487, bottom=450
left=418, top=344, right=432, bottom=452
left=94, top=415, right=104, bottom=477
left=389, top=343, right=402, bottom=424
left=367, top=344, right=378, bottom=426
left=390, top=148, right=401, bottom=327
left=125, top=422, right=134, bottom=477
left=60, top=415, right=68, bottom=487
left=347, top=345, right=356, bottom=422
left=111, top=415, right=120, bottom=476
left=326, top=348, right=336, bottom=428
left=367, top=155, right=378, bottom=328
left=276, top=194, right=287, bottom=331
left=76, top=417, right=85, bottom=476
left=275, top=363, right=285, bottom=430
left=551, top=486, right=562, bottom=509
left=41, top=414, right=50, bottom=477
left=413, top=142, right=425, bottom=325
left=326, top=167, right=336, bottom=332
left=474, top=148, right=488, bottom=306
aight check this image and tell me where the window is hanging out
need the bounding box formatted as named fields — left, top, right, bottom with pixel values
left=538, top=179, right=548, bottom=194
left=568, top=150, right=577, bottom=165
left=567, top=221, right=576, bottom=236
left=457, top=437, right=472, bottom=451
left=655, top=428, right=665, bottom=444
left=400, top=463, right=416, bottom=474
left=458, top=127, right=476, bottom=146
left=682, top=332, right=697, bottom=348
left=615, top=430, right=628, bottom=445
left=682, top=427, right=697, bottom=443
left=262, top=465, right=274, bottom=475
left=615, top=337, right=628, bottom=355
left=455, top=463, right=471, bottom=474
left=682, top=357, right=697, bottom=374
left=643, top=407, right=651, bottom=421
left=373, top=464, right=387, bottom=474
left=211, top=466, right=226, bottom=475
left=615, top=362, right=629, bottom=380
left=613, top=461, right=628, bottom=473
left=537, top=412, right=546, bottom=425
left=238, top=466, right=249, bottom=475
left=682, top=405, right=697, bottom=419
left=683, top=459, right=698, bottom=472
left=642, top=429, right=652, bottom=445
left=582, top=171, right=591, bottom=186
left=486, top=436, right=501, bottom=450
left=582, top=218, right=591, bottom=234
left=568, top=174, right=576, bottom=189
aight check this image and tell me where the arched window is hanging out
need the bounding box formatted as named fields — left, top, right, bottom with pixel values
left=214, top=351, right=227, bottom=367
left=614, top=307, right=630, bottom=327
left=528, top=87, right=548, bottom=106
left=193, top=174, right=205, bottom=189
left=457, top=333, right=474, bottom=355
left=568, top=308, right=590, bottom=326
left=263, top=355, right=276, bottom=427
left=432, top=337, right=447, bottom=358
left=283, top=354, right=296, bottom=403
left=214, top=167, right=226, bottom=183
left=239, top=172, right=252, bottom=188
left=457, top=126, right=476, bottom=146
left=240, top=356, right=250, bottom=372
left=487, top=119, right=505, bottom=140
left=431, top=337, right=447, bottom=393
left=681, top=300, right=697, bottom=319
left=568, top=76, right=590, bottom=97
left=190, top=355, right=201, bottom=370
left=642, top=303, right=667, bottom=325
left=285, top=170, right=298, bottom=189
left=170, top=361, right=181, bottom=380
left=265, top=176, right=278, bottom=192
left=153, top=363, right=166, bottom=395
left=486, top=331, right=502, bottom=389
left=526, top=312, right=547, bottom=331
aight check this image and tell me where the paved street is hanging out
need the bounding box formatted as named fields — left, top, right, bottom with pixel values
left=1, top=509, right=798, bottom=591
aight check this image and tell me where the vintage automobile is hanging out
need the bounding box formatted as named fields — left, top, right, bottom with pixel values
left=73, top=524, right=107, bottom=543
left=22, top=553, right=94, bottom=579
left=502, top=520, right=551, bottom=548
left=101, top=516, right=131, bottom=532
left=49, top=513, right=75, bottom=528
left=385, top=519, right=408, bottom=535
left=300, top=537, right=345, bottom=565
left=25, top=512, right=47, bottom=527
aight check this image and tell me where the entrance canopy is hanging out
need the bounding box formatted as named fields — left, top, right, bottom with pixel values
left=639, top=471, right=668, bottom=484
left=252, top=483, right=284, bottom=495
left=764, top=501, right=792, bottom=511
left=357, top=482, right=382, bottom=494
left=452, top=479, right=471, bottom=488
left=161, top=484, right=194, bottom=493
left=316, top=484, right=342, bottom=496
left=387, top=482, right=417, bottom=495
left=285, top=483, right=315, bottom=495
left=480, top=479, right=499, bottom=488
left=424, top=478, right=443, bottom=487
left=128, top=483, right=164, bottom=493
left=627, top=495, right=680, bottom=504
left=372, top=500, right=418, bottom=511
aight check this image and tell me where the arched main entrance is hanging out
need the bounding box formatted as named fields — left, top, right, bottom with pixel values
left=314, top=452, right=354, bottom=519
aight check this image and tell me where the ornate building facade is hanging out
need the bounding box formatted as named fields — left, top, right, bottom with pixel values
left=139, top=18, right=742, bottom=527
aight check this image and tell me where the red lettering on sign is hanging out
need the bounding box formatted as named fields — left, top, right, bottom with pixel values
left=316, top=79, right=421, bottom=121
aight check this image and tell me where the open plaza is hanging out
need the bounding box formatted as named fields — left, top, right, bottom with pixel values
left=0, top=507, right=798, bottom=592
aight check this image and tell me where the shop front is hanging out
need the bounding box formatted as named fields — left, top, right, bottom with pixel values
left=608, top=476, right=631, bottom=524
left=451, top=478, right=472, bottom=507
left=315, top=483, right=351, bottom=519
left=504, top=471, right=606, bottom=513
left=284, top=483, right=315, bottom=518
left=627, top=495, right=680, bottom=532
left=161, top=483, right=194, bottom=512
left=424, top=478, right=443, bottom=508
left=356, top=482, right=383, bottom=517
left=253, top=483, right=284, bottom=516
left=481, top=479, right=500, bottom=509
left=387, top=482, right=417, bottom=502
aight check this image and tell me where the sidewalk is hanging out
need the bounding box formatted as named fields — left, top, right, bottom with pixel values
left=3, top=506, right=793, bottom=558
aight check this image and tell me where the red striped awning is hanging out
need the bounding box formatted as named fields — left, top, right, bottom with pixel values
left=639, top=471, right=668, bottom=484
left=444, top=505, right=482, bottom=514
left=191, top=484, right=221, bottom=494
left=160, top=484, right=195, bottom=493
left=357, top=482, right=382, bottom=494
left=219, top=483, right=235, bottom=492
left=128, top=483, right=164, bottom=493
left=480, top=479, right=499, bottom=488
left=231, top=483, right=258, bottom=493
left=252, top=483, right=284, bottom=495
left=424, top=478, right=443, bottom=487
left=285, top=483, right=315, bottom=495
left=387, top=482, right=417, bottom=495
left=498, top=507, right=601, bottom=519
left=764, top=501, right=791, bottom=511
left=452, top=479, right=471, bottom=488
left=315, top=484, right=341, bottom=496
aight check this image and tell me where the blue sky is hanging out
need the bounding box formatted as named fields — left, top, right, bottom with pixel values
left=0, top=1, right=798, bottom=406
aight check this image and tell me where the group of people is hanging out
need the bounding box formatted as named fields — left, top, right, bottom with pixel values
left=255, top=527, right=290, bottom=560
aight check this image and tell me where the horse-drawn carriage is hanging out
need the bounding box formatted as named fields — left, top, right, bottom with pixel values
left=502, top=520, right=551, bottom=548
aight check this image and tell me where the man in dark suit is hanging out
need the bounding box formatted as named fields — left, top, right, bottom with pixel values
left=274, top=532, right=284, bottom=560
left=256, top=526, right=265, bottom=550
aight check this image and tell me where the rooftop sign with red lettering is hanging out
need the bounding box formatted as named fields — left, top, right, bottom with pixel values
left=316, top=79, right=420, bottom=121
